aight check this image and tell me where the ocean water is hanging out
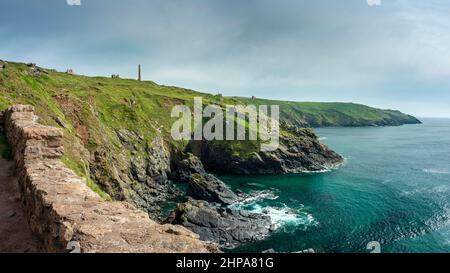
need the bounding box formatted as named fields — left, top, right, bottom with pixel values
left=219, top=118, right=450, bottom=253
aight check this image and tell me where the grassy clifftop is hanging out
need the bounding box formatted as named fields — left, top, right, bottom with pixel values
left=0, top=60, right=420, bottom=201
left=237, top=97, right=421, bottom=127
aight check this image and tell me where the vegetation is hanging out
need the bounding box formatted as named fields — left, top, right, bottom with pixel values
left=0, top=60, right=420, bottom=196
left=237, top=97, right=421, bottom=127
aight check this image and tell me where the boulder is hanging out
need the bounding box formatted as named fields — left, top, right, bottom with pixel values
left=171, top=153, right=205, bottom=183
left=167, top=200, right=272, bottom=248
left=186, top=173, right=238, bottom=205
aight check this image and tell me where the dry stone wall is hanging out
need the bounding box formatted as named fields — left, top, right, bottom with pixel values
left=2, top=105, right=218, bottom=253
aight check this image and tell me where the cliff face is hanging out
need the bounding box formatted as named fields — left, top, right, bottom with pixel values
left=2, top=105, right=218, bottom=253
left=0, top=61, right=420, bottom=248
left=196, top=128, right=342, bottom=175
left=0, top=61, right=348, bottom=218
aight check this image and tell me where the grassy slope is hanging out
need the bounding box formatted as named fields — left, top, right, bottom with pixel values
left=236, top=97, right=421, bottom=127
left=0, top=61, right=420, bottom=195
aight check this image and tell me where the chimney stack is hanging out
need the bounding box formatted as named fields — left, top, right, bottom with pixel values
left=138, top=64, right=141, bottom=81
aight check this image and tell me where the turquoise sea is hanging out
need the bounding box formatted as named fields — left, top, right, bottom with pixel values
left=220, top=118, right=450, bottom=253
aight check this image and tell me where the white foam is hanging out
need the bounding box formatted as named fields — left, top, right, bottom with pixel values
left=423, top=168, right=450, bottom=174
left=302, top=159, right=346, bottom=174
left=382, top=179, right=393, bottom=184
left=251, top=204, right=317, bottom=229
left=238, top=191, right=279, bottom=204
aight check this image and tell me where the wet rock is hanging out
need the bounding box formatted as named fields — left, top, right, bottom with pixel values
left=186, top=173, right=238, bottom=205
left=167, top=200, right=272, bottom=249
left=171, top=152, right=238, bottom=205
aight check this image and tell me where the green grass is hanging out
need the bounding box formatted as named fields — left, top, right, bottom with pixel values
left=62, top=155, right=112, bottom=201
left=235, top=98, right=421, bottom=127
left=0, top=60, right=420, bottom=199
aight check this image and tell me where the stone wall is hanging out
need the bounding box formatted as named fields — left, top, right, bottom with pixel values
left=3, top=105, right=218, bottom=253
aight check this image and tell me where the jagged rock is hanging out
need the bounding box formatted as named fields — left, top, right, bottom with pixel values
left=124, top=135, right=179, bottom=219
left=167, top=200, right=272, bottom=248
left=171, top=153, right=206, bottom=183
left=54, top=117, right=67, bottom=128
left=3, top=105, right=219, bottom=253
left=198, top=127, right=343, bottom=175
left=24, top=63, right=47, bottom=76
left=171, top=152, right=238, bottom=205
left=187, top=173, right=238, bottom=205
left=146, top=136, right=171, bottom=182
left=115, top=129, right=140, bottom=149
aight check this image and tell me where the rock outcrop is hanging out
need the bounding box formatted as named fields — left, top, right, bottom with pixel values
left=187, top=173, right=238, bottom=205
left=172, top=153, right=238, bottom=205
left=3, top=105, right=219, bottom=253
left=167, top=200, right=273, bottom=249
left=90, top=129, right=181, bottom=220
left=197, top=128, right=343, bottom=175
left=169, top=153, right=274, bottom=248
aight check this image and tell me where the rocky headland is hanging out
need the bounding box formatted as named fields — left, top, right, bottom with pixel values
left=0, top=61, right=421, bottom=251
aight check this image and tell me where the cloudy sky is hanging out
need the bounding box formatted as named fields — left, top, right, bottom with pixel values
left=1, top=0, right=450, bottom=117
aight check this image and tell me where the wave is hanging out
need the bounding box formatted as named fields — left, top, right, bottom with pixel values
left=400, top=185, right=450, bottom=197
left=250, top=204, right=317, bottom=229
left=318, top=137, right=328, bottom=141
left=423, top=168, right=450, bottom=174
left=231, top=189, right=317, bottom=230
left=235, top=190, right=279, bottom=205
left=302, top=159, right=346, bottom=174
left=381, top=179, right=393, bottom=184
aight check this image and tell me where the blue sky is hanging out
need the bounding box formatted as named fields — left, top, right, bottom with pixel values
left=1, top=0, right=450, bottom=117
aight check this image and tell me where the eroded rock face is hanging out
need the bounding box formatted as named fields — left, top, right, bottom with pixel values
left=172, top=153, right=238, bottom=205
left=3, top=105, right=219, bottom=253
left=90, top=129, right=180, bottom=220
left=187, top=173, right=238, bottom=206
left=167, top=200, right=273, bottom=249
left=199, top=128, right=343, bottom=175
left=170, top=153, right=206, bottom=183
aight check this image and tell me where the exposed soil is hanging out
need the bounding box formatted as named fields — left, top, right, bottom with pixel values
left=0, top=158, right=41, bottom=253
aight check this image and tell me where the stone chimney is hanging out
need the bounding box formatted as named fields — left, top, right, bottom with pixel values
left=138, top=64, right=141, bottom=81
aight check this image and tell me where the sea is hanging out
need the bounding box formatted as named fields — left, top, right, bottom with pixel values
left=219, top=118, right=450, bottom=253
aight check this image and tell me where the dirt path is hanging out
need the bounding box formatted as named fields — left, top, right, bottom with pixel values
left=0, top=157, right=41, bottom=253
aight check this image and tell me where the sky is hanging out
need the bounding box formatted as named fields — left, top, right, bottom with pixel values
left=1, top=0, right=450, bottom=117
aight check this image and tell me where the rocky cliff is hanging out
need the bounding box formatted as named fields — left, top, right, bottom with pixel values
left=195, top=127, right=342, bottom=175
left=0, top=61, right=420, bottom=249
left=2, top=105, right=218, bottom=253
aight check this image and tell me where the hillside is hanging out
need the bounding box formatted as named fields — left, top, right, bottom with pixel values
left=0, top=60, right=418, bottom=223
left=237, top=97, right=421, bottom=127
